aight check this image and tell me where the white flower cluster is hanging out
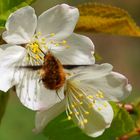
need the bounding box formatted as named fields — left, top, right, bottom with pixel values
left=0, top=4, right=132, bottom=137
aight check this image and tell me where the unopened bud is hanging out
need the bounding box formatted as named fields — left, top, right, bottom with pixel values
left=124, top=104, right=134, bottom=113
left=119, top=135, right=128, bottom=140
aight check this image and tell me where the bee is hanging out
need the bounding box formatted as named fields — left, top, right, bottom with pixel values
left=19, top=51, right=90, bottom=90
left=40, top=51, right=66, bottom=90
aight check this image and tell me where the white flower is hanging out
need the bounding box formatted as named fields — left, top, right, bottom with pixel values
left=34, top=63, right=132, bottom=137
left=0, top=4, right=95, bottom=110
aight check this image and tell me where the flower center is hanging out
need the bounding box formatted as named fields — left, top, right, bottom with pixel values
left=25, top=32, right=70, bottom=65
left=65, top=80, right=107, bottom=128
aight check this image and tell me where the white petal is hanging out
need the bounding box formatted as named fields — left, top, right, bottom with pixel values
left=65, top=81, right=113, bottom=137
left=34, top=100, right=65, bottom=133
left=70, top=63, right=113, bottom=80
left=70, top=64, right=131, bottom=101
left=89, top=72, right=132, bottom=101
left=37, top=4, right=79, bottom=40
left=0, top=45, right=25, bottom=92
left=85, top=100, right=113, bottom=137
left=53, top=33, right=95, bottom=65
left=16, top=70, right=65, bottom=110
left=2, top=6, right=37, bottom=44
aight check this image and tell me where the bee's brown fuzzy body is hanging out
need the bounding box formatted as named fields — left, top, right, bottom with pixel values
left=40, top=52, right=66, bottom=90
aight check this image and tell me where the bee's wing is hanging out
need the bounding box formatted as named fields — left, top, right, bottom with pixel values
left=17, top=65, right=93, bottom=70
left=63, top=65, right=93, bottom=69
left=18, top=65, right=43, bottom=70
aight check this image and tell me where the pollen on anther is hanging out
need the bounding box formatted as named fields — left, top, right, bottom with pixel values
left=85, top=111, right=89, bottom=115
left=88, top=102, right=94, bottom=108
left=103, top=102, right=107, bottom=107
left=80, top=102, right=83, bottom=105
left=50, top=33, right=55, bottom=37
left=75, top=112, right=80, bottom=115
left=69, top=111, right=73, bottom=115
left=68, top=116, right=72, bottom=120
left=98, top=107, right=102, bottom=111
left=84, top=119, right=88, bottom=124
left=87, top=95, right=94, bottom=99
left=79, top=121, right=84, bottom=126
left=71, top=104, right=75, bottom=108
left=55, top=43, right=59, bottom=46
left=44, top=45, right=48, bottom=50
left=37, top=32, right=41, bottom=36
left=79, top=94, right=83, bottom=98
left=35, top=55, right=40, bottom=60
left=62, top=40, right=67, bottom=44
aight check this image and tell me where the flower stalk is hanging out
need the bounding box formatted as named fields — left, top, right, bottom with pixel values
left=0, top=91, right=9, bottom=124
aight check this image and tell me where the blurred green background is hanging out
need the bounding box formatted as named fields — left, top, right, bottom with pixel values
left=0, top=0, right=140, bottom=140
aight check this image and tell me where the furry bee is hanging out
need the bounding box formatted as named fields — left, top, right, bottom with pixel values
left=20, top=51, right=89, bottom=90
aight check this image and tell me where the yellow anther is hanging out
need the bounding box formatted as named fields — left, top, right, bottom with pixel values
left=98, top=107, right=102, bottom=111
left=34, top=43, right=39, bottom=48
left=62, top=40, right=67, bottom=44
left=88, top=102, right=94, bottom=108
left=80, top=121, right=84, bottom=126
left=83, top=119, right=88, bottom=124
left=85, top=111, right=89, bottom=115
left=68, top=116, right=72, bottom=120
left=41, top=38, right=46, bottom=42
left=79, top=94, right=83, bottom=98
left=44, top=45, right=48, bottom=50
left=99, top=95, right=104, bottom=98
left=98, top=90, right=104, bottom=98
left=35, top=55, right=40, bottom=60
left=41, top=39, right=46, bottom=44
left=103, top=103, right=107, bottom=107
left=75, top=112, right=79, bottom=115
left=69, top=111, right=73, bottom=115
left=36, top=61, right=40, bottom=65
left=87, top=95, right=94, bottom=99
left=50, top=33, right=55, bottom=37
left=80, top=102, right=83, bottom=105
left=96, top=94, right=100, bottom=98
left=32, top=48, right=38, bottom=53
left=37, top=32, right=41, bottom=36
left=71, top=104, right=75, bottom=108
left=98, top=90, right=103, bottom=94
left=55, top=43, right=59, bottom=46
left=41, top=56, right=44, bottom=60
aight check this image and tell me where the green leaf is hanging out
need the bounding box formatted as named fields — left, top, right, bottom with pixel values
left=0, top=0, right=35, bottom=28
left=43, top=103, right=135, bottom=140
left=76, top=3, right=140, bottom=37
left=0, top=91, right=9, bottom=124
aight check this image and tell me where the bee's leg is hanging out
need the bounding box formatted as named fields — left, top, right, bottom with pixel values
left=56, top=90, right=62, bottom=101
left=38, top=79, right=42, bottom=83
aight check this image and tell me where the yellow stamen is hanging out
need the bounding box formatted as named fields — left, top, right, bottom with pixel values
left=69, top=111, right=73, bottom=115
left=103, top=103, right=107, bottom=107
left=83, top=119, right=88, bottom=124
left=55, top=43, right=59, bottom=46
left=62, top=40, right=67, bottom=44
left=37, top=32, right=41, bottom=36
left=80, top=102, right=83, bottom=105
left=50, top=33, right=55, bottom=37
left=85, top=111, right=89, bottom=115
left=87, top=95, right=94, bottom=99
left=75, top=112, right=79, bottom=115
left=68, top=116, right=72, bottom=120
left=98, top=107, right=102, bottom=111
